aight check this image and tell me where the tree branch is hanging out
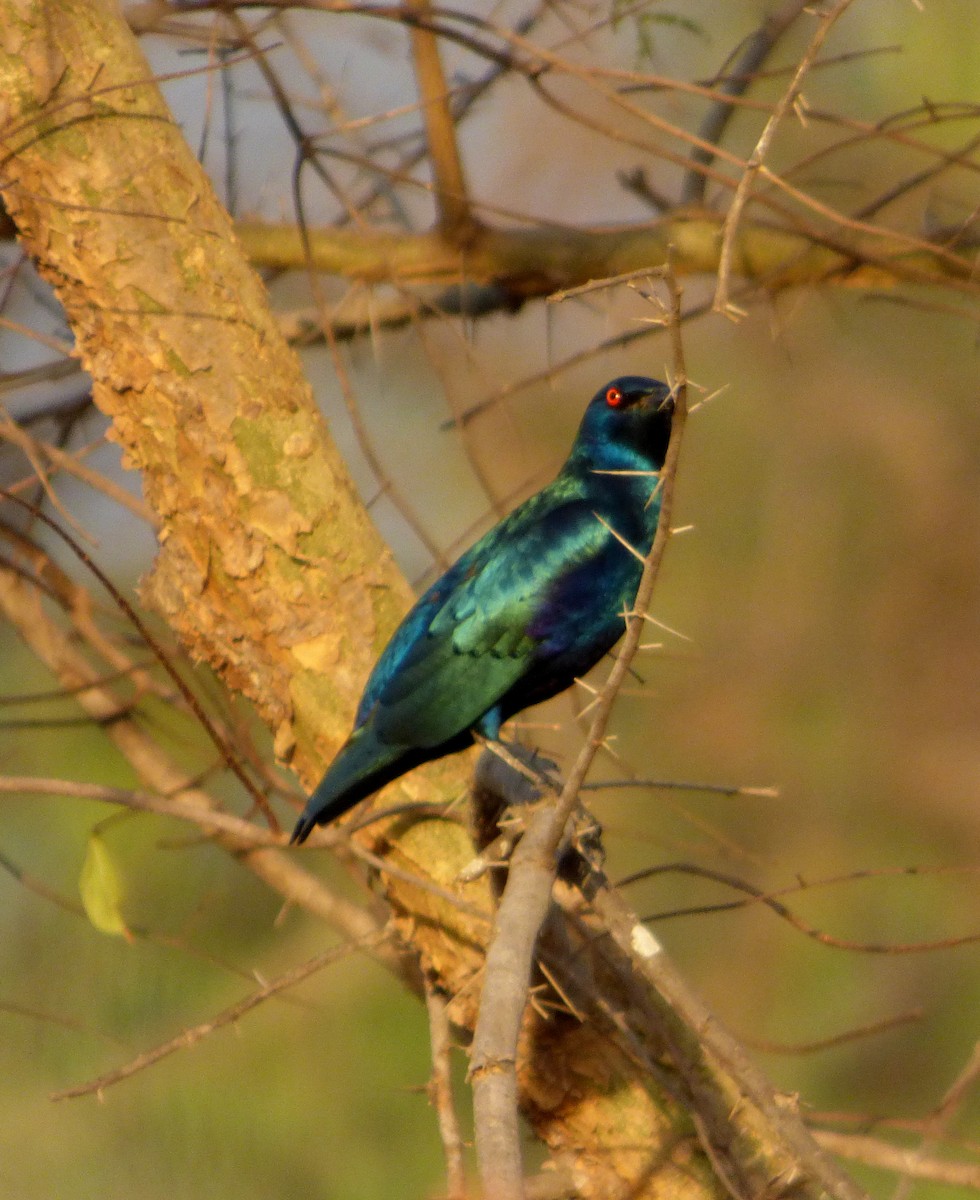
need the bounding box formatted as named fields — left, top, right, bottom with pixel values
left=681, top=0, right=812, bottom=204
left=406, top=0, right=478, bottom=242
left=51, top=939, right=382, bottom=1101
left=234, top=214, right=976, bottom=300
left=714, top=0, right=855, bottom=316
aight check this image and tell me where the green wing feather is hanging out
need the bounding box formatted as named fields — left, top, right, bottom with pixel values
left=372, top=492, right=607, bottom=747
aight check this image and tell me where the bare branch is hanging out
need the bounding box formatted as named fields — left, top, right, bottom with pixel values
left=406, top=0, right=478, bottom=242
left=891, top=1041, right=980, bottom=1200
left=424, top=977, right=468, bottom=1200
left=714, top=0, right=855, bottom=316
left=235, top=214, right=975, bottom=300
left=0, top=413, right=158, bottom=526
left=470, top=804, right=559, bottom=1200
left=812, top=1130, right=980, bottom=1190
left=51, top=938, right=383, bottom=1101
left=681, top=0, right=812, bottom=204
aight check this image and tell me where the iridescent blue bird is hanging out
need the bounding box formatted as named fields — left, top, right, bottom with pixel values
left=291, top=376, right=674, bottom=843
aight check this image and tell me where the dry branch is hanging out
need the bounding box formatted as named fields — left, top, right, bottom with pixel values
left=406, top=0, right=478, bottom=243
left=234, top=212, right=975, bottom=301
left=811, top=1130, right=980, bottom=1190
left=50, top=938, right=380, bottom=1101
left=713, top=0, right=854, bottom=316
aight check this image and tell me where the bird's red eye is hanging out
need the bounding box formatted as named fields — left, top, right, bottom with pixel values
left=605, top=386, right=623, bottom=407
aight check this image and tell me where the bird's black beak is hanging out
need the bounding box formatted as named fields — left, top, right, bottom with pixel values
left=641, top=384, right=674, bottom=413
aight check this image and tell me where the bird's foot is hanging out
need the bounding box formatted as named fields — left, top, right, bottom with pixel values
left=473, top=738, right=560, bottom=803
left=466, top=739, right=604, bottom=891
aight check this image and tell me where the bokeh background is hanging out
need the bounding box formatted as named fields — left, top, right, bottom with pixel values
left=1, top=3, right=978, bottom=1197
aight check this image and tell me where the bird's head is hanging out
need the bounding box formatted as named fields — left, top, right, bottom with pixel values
left=573, top=376, right=675, bottom=470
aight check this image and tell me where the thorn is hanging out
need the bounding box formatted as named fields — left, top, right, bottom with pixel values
left=592, top=468, right=662, bottom=478
left=688, top=383, right=730, bottom=414
left=593, top=512, right=646, bottom=563
left=639, top=612, right=693, bottom=643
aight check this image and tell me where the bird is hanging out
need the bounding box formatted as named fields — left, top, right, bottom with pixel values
left=291, top=375, right=675, bottom=844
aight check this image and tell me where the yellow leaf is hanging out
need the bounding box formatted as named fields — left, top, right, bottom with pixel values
left=79, top=831, right=130, bottom=940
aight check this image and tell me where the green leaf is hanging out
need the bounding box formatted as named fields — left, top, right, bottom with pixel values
left=79, top=831, right=130, bottom=940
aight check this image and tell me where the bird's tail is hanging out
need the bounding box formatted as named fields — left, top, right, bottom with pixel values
left=289, top=725, right=410, bottom=845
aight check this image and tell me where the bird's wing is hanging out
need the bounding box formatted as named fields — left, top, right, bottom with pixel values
left=364, top=489, right=611, bottom=748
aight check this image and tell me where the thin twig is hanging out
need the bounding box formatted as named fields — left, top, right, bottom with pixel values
left=0, top=566, right=406, bottom=980
left=626, top=861, right=980, bottom=954
left=714, top=0, right=855, bottom=316
left=682, top=0, right=812, bottom=204
left=891, top=1041, right=980, bottom=1200
left=0, top=774, right=276, bottom=844
left=406, top=0, right=477, bottom=242
left=746, top=1009, right=925, bottom=1056
left=424, top=976, right=468, bottom=1200
left=542, top=269, right=688, bottom=859
left=285, top=155, right=447, bottom=568
left=812, top=1130, right=980, bottom=1190
left=0, top=415, right=158, bottom=525
left=0, top=408, right=96, bottom=542
left=51, top=938, right=383, bottom=1101
left=582, top=777, right=777, bottom=798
